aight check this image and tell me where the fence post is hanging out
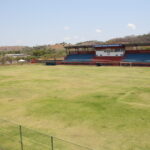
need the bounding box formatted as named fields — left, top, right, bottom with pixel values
left=51, top=136, right=54, bottom=150
left=19, top=125, right=24, bottom=150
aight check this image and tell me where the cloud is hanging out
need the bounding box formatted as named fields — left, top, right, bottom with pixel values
left=96, top=29, right=102, bottom=33
left=127, top=23, right=136, bottom=30
left=64, top=37, right=71, bottom=41
left=64, top=26, right=70, bottom=30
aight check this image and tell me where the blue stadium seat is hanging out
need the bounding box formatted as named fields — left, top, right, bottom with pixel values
left=123, top=53, right=150, bottom=63
left=64, top=54, right=95, bottom=62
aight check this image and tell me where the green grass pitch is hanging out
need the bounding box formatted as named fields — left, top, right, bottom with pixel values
left=0, top=64, right=150, bottom=150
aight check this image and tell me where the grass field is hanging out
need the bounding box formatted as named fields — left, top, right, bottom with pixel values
left=0, top=64, right=150, bottom=150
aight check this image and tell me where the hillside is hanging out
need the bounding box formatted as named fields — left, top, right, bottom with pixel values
left=76, top=40, right=104, bottom=45
left=77, top=33, right=150, bottom=45
left=0, top=46, right=28, bottom=51
left=0, top=33, right=150, bottom=52
left=106, top=33, right=150, bottom=44
left=0, top=43, right=67, bottom=52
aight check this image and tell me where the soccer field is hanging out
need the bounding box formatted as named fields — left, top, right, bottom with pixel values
left=0, top=64, right=150, bottom=150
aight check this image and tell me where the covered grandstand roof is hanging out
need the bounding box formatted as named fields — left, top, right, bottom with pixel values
left=65, top=43, right=150, bottom=49
left=94, top=44, right=123, bottom=48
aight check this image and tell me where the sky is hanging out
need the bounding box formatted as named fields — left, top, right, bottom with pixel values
left=0, top=0, right=150, bottom=46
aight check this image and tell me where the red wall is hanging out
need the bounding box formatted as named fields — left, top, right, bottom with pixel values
left=126, top=50, right=150, bottom=54
left=93, top=56, right=123, bottom=62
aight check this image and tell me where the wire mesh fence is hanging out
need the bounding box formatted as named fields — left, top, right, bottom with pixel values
left=0, top=119, right=94, bottom=150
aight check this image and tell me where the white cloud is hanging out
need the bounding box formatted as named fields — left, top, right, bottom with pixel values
left=96, top=29, right=102, bottom=33
left=127, top=23, right=136, bottom=30
left=64, top=26, right=70, bottom=30
left=64, top=37, right=71, bottom=41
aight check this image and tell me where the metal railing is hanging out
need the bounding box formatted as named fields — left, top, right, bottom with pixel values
left=0, top=119, right=94, bottom=150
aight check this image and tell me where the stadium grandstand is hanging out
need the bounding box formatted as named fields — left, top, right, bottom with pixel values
left=46, top=43, right=150, bottom=66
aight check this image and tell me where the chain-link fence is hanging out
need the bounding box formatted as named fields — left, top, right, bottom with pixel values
left=0, top=119, right=94, bottom=150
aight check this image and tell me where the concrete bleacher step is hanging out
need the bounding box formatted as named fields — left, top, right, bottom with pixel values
left=123, top=53, right=150, bottom=63
left=65, top=54, right=95, bottom=62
